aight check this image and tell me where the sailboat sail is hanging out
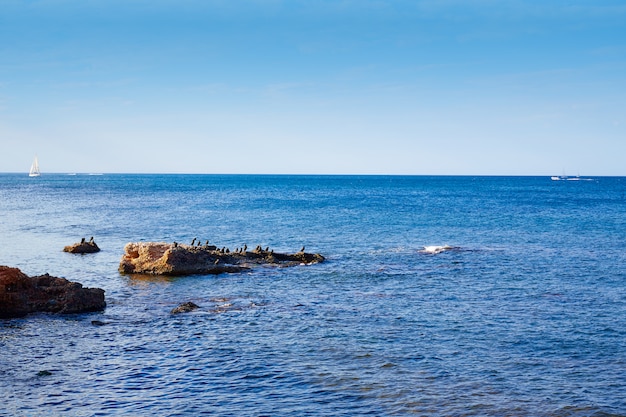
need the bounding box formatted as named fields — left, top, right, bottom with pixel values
left=29, top=155, right=40, bottom=177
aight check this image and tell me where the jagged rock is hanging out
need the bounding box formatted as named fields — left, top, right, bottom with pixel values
left=0, top=266, right=106, bottom=318
left=171, top=301, right=200, bottom=314
left=63, top=238, right=100, bottom=254
left=119, top=242, right=325, bottom=276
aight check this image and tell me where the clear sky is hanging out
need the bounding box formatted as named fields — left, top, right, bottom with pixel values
left=1, top=0, right=625, bottom=175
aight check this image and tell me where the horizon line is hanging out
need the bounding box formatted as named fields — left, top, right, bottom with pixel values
left=0, top=171, right=621, bottom=178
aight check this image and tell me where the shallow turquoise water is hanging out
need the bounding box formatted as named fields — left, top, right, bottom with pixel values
left=1, top=174, right=625, bottom=415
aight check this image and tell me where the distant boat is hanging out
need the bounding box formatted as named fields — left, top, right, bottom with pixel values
left=551, top=175, right=592, bottom=181
left=29, top=155, right=41, bottom=177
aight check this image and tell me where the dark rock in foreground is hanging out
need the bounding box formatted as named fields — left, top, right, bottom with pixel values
left=0, top=266, right=106, bottom=318
left=119, top=242, right=325, bottom=276
left=63, top=237, right=100, bottom=254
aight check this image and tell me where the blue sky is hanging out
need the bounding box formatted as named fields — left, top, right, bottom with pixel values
left=1, top=0, right=625, bottom=174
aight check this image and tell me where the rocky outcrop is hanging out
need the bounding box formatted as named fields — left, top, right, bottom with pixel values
left=0, top=266, right=106, bottom=318
left=63, top=237, right=100, bottom=254
left=119, top=242, right=325, bottom=276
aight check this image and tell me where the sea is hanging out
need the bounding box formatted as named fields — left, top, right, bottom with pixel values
left=1, top=174, right=625, bottom=416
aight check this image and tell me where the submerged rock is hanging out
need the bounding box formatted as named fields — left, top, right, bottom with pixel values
left=63, top=237, right=100, bottom=254
left=0, top=265, right=106, bottom=318
left=119, top=242, right=325, bottom=276
left=171, top=301, right=200, bottom=314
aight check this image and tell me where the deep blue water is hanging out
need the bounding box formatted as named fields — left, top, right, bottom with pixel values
left=1, top=174, right=626, bottom=416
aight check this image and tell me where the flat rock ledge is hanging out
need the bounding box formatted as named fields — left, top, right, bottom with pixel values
left=0, top=265, right=106, bottom=318
left=63, top=237, right=100, bottom=254
left=119, top=242, right=325, bottom=276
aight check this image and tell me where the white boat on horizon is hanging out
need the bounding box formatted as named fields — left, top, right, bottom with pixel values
left=29, top=155, right=41, bottom=177
left=551, top=175, right=592, bottom=181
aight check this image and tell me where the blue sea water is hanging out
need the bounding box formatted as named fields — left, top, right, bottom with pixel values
left=1, top=174, right=626, bottom=416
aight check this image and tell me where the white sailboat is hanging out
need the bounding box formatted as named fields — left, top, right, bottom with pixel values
left=29, top=155, right=41, bottom=177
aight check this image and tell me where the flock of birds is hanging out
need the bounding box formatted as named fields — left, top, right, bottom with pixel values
left=172, top=238, right=305, bottom=256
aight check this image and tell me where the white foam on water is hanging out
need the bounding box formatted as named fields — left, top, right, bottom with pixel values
left=420, top=245, right=458, bottom=254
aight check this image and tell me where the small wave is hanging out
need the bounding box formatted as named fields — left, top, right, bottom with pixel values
left=419, top=245, right=460, bottom=255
